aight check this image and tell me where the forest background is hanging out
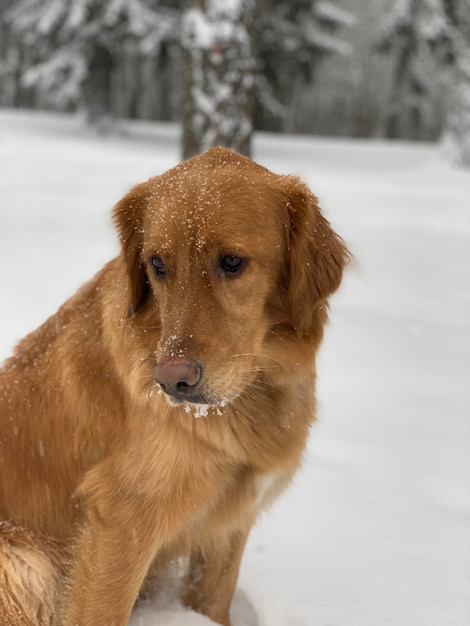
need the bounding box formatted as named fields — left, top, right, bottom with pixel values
left=1, top=0, right=469, bottom=164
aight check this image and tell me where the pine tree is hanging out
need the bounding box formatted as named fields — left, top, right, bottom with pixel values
left=5, top=0, right=178, bottom=126
left=438, top=0, right=470, bottom=166
left=375, top=0, right=447, bottom=138
left=376, top=0, right=470, bottom=164
left=258, top=0, right=356, bottom=131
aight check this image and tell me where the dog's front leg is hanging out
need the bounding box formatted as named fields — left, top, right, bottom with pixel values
left=63, top=495, right=158, bottom=625
left=63, top=457, right=221, bottom=626
left=183, top=529, right=251, bottom=626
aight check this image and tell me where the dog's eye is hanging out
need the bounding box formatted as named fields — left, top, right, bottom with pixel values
left=220, top=255, right=245, bottom=274
left=150, top=256, right=166, bottom=277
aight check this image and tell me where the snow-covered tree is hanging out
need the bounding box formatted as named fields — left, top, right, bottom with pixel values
left=376, top=0, right=470, bottom=164
left=438, top=0, right=470, bottom=167
left=181, top=0, right=355, bottom=156
left=181, top=0, right=262, bottom=159
left=5, top=0, right=178, bottom=126
left=375, top=0, right=448, bottom=138
left=443, top=54, right=470, bottom=166
left=258, top=0, right=356, bottom=131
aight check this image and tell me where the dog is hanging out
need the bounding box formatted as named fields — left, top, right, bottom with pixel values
left=0, top=147, right=349, bottom=626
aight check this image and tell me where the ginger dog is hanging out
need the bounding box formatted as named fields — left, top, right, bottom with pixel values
left=0, top=147, right=349, bottom=625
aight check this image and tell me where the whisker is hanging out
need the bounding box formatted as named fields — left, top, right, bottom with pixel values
left=267, top=330, right=291, bottom=346
left=136, top=353, right=158, bottom=362
left=269, top=318, right=290, bottom=326
left=233, top=377, right=276, bottom=391
left=227, top=352, right=284, bottom=368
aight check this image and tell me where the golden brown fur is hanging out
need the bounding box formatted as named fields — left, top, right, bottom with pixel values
left=0, top=147, right=349, bottom=626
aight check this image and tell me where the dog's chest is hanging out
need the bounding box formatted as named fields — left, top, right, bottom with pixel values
left=253, top=471, right=286, bottom=513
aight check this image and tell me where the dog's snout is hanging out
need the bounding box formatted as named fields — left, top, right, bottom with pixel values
left=154, top=357, right=202, bottom=398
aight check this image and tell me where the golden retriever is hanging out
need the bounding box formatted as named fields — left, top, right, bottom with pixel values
left=0, top=147, right=349, bottom=626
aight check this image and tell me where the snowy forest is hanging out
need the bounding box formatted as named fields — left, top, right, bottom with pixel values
left=1, top=0, right=470, bottom=165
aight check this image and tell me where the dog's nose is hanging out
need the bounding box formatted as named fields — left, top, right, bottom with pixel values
left=154, top=357, right=202, bottom=398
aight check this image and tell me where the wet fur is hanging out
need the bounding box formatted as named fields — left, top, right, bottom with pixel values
left=0, top=148, right=349, bottom=625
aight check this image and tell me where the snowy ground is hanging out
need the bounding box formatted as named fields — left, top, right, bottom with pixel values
left=0, top=110, right=469, bottom=626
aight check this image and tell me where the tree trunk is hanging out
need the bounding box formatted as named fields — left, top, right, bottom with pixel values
left=83, top=43, right=114, bottom=130
left=181, top=0, right=262, bottom=160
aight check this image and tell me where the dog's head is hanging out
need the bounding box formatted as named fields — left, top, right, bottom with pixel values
left=113, top=148, right=349, bottom=407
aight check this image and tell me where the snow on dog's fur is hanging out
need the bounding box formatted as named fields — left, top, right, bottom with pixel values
left=0, top=147, right=349, bottom=626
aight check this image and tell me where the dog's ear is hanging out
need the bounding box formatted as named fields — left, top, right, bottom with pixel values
left=282, top=176, right=350, bottom=341
left=112, top=182, right=149, bottom=316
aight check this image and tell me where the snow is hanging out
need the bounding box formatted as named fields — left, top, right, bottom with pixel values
left=36, top=0, right=64, bottom=36
left=184, top=404, right=210, bottom=419
left=304, top=26, right=352, bottom=57
left=22, top=49, right=87, bottom=107
left=314, top=1, right=357, bottom=28
left=183, top=2, right=247, bottom=51
left=1, top=110, right=469, bottom=625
